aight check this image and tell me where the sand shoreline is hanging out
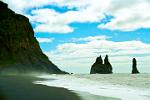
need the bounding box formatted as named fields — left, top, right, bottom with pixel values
left=75, top=91, right=121, bottom=100
left=0, top=74, right=124, bottom=100
left=0, top=75, right=82, bottom=100
left=1, top=74, right=150, bottom=100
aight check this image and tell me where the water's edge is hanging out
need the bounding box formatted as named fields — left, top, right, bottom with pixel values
left=34, top=74, right=150, bottom=100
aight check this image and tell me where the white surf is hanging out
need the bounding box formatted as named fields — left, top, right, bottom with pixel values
left=34, top=74, right=150, bottom=100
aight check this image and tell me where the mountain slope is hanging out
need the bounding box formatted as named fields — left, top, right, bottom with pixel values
left=0, top=1, right=66, bottom=74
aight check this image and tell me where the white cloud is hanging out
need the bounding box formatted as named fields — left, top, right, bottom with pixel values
left=44, top=35, right=150, bottom=73
left=36, top=37, right=54, bottom=43
left=3, top=0, right=60, bottom=14
left=98, top=0, right=150, bottom=31
left=72, top=35, right=111, bottom=42
left=29, top=9, right=74, bottom=33
left=29, top=6, right=104, bottom=33
left=3, top=0, right=150, bottom=33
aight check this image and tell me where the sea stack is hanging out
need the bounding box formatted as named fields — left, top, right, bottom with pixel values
left=0, top=1, right=66, bottom=74
left=104, top=55, right=113, bottom=73
left=132, top=58, right=140, bottom=74
left=90, top=55, right=113, bottom=74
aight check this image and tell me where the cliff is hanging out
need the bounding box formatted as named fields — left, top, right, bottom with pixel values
left=90, top=55, right=113, bottom=74
left=0, top=1, right=66, bottom=74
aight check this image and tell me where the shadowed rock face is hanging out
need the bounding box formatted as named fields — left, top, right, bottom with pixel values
left=90, top=55, right=113, bottom=74
left=94, top=56, right=103, bottom=65
left=0, top=1, right=66, bottom=74
left=104, top=55, right=113, bottom=73
left=132, top=58, right=140, bottom=74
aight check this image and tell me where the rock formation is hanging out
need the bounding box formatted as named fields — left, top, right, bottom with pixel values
left=104, top=55, right=113, bottom=73
left=0, top=1, right=66, bottom=74
left=90, top=55, right=113, bottom=74
left=132, top=58, right=140, bottom=74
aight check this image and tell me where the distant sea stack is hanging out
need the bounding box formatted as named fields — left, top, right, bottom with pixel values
left=0, top=1, right=66, bottom=74
left=90, top=55, right=113, bottom=74
left=132, top=58, right=140, bottom=74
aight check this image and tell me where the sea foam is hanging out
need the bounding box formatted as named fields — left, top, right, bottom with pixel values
left=34, top=74, right=150, bottom=100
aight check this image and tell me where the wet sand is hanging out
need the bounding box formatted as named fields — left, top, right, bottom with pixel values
left=0, top=75, right=82, bottom=100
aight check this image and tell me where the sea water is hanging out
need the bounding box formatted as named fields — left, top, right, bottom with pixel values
left=34, top=74, right=150, bottom=100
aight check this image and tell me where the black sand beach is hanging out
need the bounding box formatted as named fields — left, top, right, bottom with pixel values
left=0, top=75, right=82, bottom=100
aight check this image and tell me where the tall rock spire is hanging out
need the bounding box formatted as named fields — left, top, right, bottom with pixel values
left=104, top=55, right=110, bottom=65
left=104, top=55, right=113, bottom=74
left=132, top=58, right=140, bottom=74
left=95, top=55, right=103, bottom=64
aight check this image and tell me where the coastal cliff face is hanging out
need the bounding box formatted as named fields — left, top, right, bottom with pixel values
left=90, top=55, right=113, bottom=74
left=0, top=1, right=66, bottom=74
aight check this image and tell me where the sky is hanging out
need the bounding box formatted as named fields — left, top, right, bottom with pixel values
left=3, top=0, right=150, bottom=73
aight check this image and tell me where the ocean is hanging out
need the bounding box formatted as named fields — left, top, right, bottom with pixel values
left=35, top=74, right=150, bottom=100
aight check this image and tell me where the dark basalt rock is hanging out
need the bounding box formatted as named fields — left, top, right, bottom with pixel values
left=104, top=55, right=113, bottom=73
left=0, top=1, right=66, bottom=74
left=132, top=58, right=140, bottom=74
left=90, top=55, right=113, bottom=74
